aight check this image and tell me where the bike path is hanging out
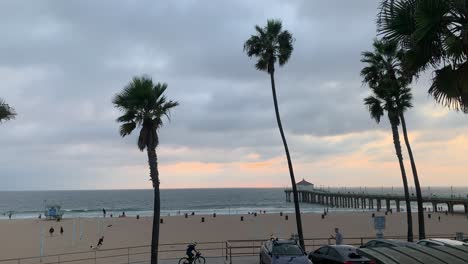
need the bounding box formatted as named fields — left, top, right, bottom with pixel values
left=159, top=256, right=258, bottom=264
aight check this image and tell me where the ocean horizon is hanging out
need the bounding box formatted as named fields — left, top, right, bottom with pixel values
left=1, top=187, right=467, bottom=219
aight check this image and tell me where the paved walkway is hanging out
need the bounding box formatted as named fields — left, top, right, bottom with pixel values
left=160, top=256, right=258, bottom=264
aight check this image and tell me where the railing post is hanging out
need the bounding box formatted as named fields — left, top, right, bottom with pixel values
left=94, top=251, right=97, bottom=264
left=225, top=242, right=228, bottom=261
left=128, top=248, right=130, bottom=264
left=360, top=237, right=363, bottom=246
left=58, top=255, right=60, bottom=264
left=229, top=245, right=232, bottom=264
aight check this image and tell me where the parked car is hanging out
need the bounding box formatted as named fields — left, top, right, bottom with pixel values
left=259, top=239, right=312, bottom=264
left=360, top=239, right=412, bottom=248
left=309, top=245, right=374, bottom=264
left=417, top=238, right=468, bottom=247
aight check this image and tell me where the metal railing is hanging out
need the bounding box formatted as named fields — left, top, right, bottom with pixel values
left=0, top=241, right=226, bottom=264
left=0, top=234, right=459, bottom=264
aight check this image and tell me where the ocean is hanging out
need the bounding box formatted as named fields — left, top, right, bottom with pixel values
left=0, top=187, right=467, bottom=219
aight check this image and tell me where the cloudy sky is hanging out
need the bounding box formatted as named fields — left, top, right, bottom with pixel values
left=0, top=0, right=466, bottom=190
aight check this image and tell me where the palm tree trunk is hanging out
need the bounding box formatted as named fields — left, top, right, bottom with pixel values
left=269, top=71, right=305, bottom=250
left=390, top=117, right=413, bottom=242
left=400, top=113, right=425, bottom=239
left=147, top=146, right=160, bottom=264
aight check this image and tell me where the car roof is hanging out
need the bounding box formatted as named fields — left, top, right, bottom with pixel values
left=272, top=239, right=297, bottom=245
left=329, top=245, right=357, bottom=251
left=425, top=238, right=467, bottom=245
left=327, top=245, right=370, bottom=260
left=367, top=239, right=411, bottom=246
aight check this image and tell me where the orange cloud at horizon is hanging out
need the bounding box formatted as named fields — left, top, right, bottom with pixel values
left=99, top=129, right=468, bottom=190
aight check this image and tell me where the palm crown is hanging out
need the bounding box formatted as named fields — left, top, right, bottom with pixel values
left=0, top=98, right=16, bottom=123
left=113, top=76, right=179, bottom=151
left=361, top=39, right=413, bottom=123
left=378, top=0, right=468, bottom=112
left=244, top=19, right=294, bottom=73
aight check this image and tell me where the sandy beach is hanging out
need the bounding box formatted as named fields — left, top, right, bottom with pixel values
left=0, top=211, right=466, bottom=260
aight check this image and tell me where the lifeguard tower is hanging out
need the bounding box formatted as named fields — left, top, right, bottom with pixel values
left=44, top=204, right=64, bottom=220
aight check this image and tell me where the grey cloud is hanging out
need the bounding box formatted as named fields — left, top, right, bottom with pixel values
left=0, top=0, right=465, bottom=189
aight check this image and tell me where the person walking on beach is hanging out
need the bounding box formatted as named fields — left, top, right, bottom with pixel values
left=49, top=227, right=54, bottom=237
left=90, top=236, right=104, bottom=249
left=330, top=228, right=343, bottom=245
left=60, top=226, right=64, bottom=235
left=102, top=208, right=106, bottom=218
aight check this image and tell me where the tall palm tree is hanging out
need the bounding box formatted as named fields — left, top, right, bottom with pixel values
left=113, top=76, right=178, bottom=264
left=361, top=39, right=418, bottom=241
left=244, top=19, right=305, bottom=249
left=378, top=0, right=468, bottom=112
left=0, top=98, right=16, bottom=123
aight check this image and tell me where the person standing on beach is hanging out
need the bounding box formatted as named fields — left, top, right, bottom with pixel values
left=102, top=208, right=106, bottom=218
left=60, top=226, right=64, bottom=235
left=330, top=228, right=343, bottom=245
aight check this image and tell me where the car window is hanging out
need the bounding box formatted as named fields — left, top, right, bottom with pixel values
left=327, top=248, right=342, bottom=260
left=348, top=252, right=363, bottom=259
left=272, top=243, right=303, bottom=256
left=315, top=246, right=329, bottom=255
left=418, top=241, right=427, bottom=246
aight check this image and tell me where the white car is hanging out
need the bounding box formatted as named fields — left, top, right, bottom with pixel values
left=417, top=238, right=468, bottom=247
left=259, top=239, right=312, bottom=264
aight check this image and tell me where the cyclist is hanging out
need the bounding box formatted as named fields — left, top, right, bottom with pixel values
left=186, top=242, right=198, bottom=262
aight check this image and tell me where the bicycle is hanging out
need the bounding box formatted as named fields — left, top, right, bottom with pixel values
left=178, top=251, right=206, bottom=264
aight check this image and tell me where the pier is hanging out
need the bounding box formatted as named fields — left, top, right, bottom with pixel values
left=284, top=189, right=468, bottom=214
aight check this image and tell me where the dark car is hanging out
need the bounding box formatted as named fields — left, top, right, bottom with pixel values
left=360, top=239, right=412, bottom=248
left=259, top=239, right=312, bottom=264
left=309, top=245, right=374, bottom=264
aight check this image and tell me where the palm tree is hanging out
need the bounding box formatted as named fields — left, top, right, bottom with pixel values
left=0, top=98, right=16, bottom=123
left=113, top=76, right=178, bottom=264
left=361, top=39, right=418, bottom=241
left=244, top=19, right=305, bottom=249
left=378, top=0, right=468, bottom=112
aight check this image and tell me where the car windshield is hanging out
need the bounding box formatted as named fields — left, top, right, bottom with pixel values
left=272, top=244, right=303, bottom=256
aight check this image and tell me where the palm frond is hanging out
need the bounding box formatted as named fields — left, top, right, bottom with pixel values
left=277, top=30, right=294, bottom=66
left=119, top=122, right=136, bottom=137
left=378, top=0, right=416, bottom=44
left=244, top=19, right=294, bottom=73
left=0, top=98, right=16, bottom=123
left=364, top=96, right=385, bottom=123
left=429, top=63, right=468, bottom=112
left=266, top=19, right=283, bottom=37
left=113, top=76, right=179, bottom=149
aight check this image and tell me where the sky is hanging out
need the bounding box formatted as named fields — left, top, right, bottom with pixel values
left=0, top=0, right=467, bottom=190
